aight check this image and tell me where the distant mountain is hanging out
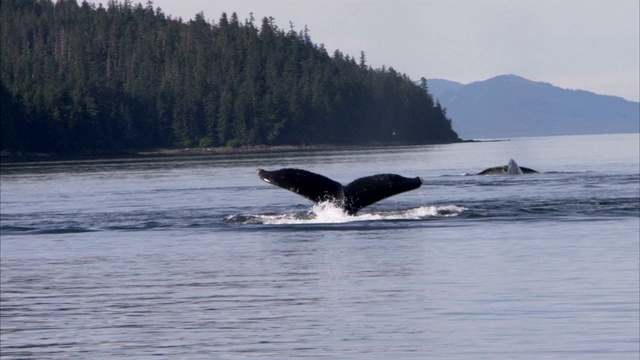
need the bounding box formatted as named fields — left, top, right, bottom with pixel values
left=427, top=74, right=640, bottom=139
left=427, top=78, right=464, bottom=97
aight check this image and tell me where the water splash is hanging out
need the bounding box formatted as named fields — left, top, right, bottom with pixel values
left=225, top=202, right=467, bottom=225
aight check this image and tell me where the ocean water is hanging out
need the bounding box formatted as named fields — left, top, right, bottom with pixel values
left=1, top=133, right=638, bottom=359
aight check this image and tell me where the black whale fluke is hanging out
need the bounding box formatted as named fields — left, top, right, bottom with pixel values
left=257, top=168, right=423, bottom=215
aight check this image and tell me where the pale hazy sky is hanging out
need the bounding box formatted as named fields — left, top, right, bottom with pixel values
left=91, top=0, right=639, bottom=102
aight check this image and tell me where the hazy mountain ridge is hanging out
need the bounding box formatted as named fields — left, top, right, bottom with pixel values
left=428, top=74, right=639, bottom=139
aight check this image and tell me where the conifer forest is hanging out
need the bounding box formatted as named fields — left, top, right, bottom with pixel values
left=1, top=0, right=460, bottom=154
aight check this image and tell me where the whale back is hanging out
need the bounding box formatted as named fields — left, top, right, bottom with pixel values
left=476, top=166, right=507, bottom=175
left=477, top=159, right=539, bottom=175
left=519, top=166, right=538, bottom=174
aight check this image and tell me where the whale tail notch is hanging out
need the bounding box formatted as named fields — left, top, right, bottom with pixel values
left=257, top=168, right=423, bottom=215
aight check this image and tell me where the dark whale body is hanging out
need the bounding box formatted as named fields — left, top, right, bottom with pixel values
left=257, top=168, right=423, bottom=215
left=477, top=159, right=538, bottom=175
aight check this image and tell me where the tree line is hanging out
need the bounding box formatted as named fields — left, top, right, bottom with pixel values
left=1, top=0, right=460, bottom=154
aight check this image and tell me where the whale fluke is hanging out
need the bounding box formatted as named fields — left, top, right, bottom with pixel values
left=477, top=159, right=538, bottom=175
left=257, top=168, right=423, bottom=215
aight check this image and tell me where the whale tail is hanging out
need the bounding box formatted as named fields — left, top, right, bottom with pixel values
left=257, top=168, right=423, bottom=215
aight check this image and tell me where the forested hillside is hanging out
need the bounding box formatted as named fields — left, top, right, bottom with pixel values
left=1, top=0, right=459, bottom=154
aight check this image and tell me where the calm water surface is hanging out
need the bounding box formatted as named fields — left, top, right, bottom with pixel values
left=1, top=134, right=639, bottom=359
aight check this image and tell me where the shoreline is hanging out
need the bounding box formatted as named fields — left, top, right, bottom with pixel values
left=0, top=139, right=486, bottom=165
left=0, top=145, right=328, bottom=164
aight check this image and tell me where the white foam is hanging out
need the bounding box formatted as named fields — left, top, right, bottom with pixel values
left=237, top=202, right=467, bottom=225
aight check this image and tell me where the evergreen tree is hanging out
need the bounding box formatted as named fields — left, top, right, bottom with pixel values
left=0, top=0, right=460, bottom=154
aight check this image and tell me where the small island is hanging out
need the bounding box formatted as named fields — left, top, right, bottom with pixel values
left=1, top=0, right=460, bottom=159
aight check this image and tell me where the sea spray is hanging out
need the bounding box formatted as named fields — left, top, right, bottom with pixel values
left=226, top=202, right=467, bottom=225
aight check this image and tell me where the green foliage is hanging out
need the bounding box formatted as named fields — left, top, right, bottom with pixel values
left=1, top=0, right=460, bottom=153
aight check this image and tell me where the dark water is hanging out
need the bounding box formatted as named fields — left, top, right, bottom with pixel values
left=1, top=134, right=638, bottom=359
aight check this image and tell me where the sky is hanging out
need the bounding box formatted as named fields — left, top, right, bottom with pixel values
left=91, top=0, right=639, bottom=102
